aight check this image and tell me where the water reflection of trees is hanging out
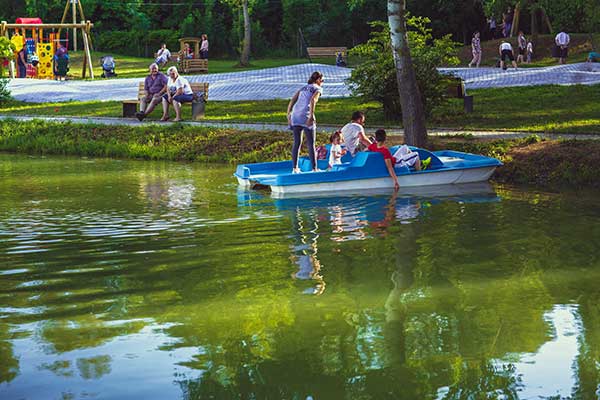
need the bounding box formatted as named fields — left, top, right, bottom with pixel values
left=3, top=175, right=600, bottom=398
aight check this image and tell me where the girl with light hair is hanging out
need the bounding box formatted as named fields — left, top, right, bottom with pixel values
left=161, top=66, right=194, bottom=122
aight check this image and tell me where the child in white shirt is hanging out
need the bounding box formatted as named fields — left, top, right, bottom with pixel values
left=328, top=131, right=347, bottom=169
left=526, top=41, right=533, bottom=63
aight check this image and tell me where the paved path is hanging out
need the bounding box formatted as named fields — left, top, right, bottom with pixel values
left=443, top=62, right=600, bottom=91
left=1, top=114, right=597, bottom=140
left=7, top=62, right=600, bottom=103
left=7, top=63, right=351, bottom=102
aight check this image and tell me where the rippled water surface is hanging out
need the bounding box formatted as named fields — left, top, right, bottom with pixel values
left=1, top=154, right=600, bottom=400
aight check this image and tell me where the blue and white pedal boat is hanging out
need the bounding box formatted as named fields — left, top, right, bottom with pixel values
left=235, top=146, right=502, bottom=196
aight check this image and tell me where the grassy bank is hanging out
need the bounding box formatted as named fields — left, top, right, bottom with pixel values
left=1, top=119, right=599, bottom=188
left=2, top=84, right=599, bottom=134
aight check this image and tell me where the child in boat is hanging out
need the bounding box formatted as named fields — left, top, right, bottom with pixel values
left=368, top=129, right=399, bottom=191
left=393, top=144, right=424, bottom=171
left=328, top=131, right=347, bottom=169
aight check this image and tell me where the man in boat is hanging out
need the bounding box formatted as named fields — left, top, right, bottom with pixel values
left=341, top=111, right=372, bottom=156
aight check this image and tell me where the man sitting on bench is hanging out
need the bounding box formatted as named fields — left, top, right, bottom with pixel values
left=155, top=44, right=171, bottom=67
left=136, top=63, right=168, bottom=121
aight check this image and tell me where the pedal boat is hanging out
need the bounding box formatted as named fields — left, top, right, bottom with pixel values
left=234, top=146, right=502, bottom=196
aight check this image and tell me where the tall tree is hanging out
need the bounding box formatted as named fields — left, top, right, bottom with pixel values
left=387, top=0, right=427, bottom=147
left=240, top=0, right=251, bottom=66
left=224, top=0, right=252, bottom=66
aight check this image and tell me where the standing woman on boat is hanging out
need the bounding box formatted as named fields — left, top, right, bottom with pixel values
left=287, top=71, right=324, bottom=173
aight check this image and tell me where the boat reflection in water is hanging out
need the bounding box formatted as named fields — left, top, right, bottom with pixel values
left=239, top=182, right=500, bottom=296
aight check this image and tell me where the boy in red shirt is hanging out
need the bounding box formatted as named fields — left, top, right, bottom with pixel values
left=368, top=129, right=399, bottom=191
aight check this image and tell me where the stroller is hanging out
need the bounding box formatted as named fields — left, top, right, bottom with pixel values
left=100, top=55, right=117, bottom=78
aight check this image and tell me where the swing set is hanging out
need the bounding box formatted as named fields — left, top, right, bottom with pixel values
left=0, top=0, right=95, bottom=79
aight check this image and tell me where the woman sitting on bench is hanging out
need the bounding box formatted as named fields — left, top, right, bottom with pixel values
left=161, top=66, right=194, bottom=122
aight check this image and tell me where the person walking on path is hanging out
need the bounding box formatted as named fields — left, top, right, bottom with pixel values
left=499, top=40, right=518, bottom=70
left=136, top=63, right=168, bottom=121
left=555, top=31, right=570, bottom=64
left=469, top=31, right=482, bottom=68
left=517, top=31, right=527, bottom=64
left=287, top=71, right=324, bottom=173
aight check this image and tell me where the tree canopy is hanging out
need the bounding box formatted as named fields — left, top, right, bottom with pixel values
left=0, top=0, right=597, bottom=57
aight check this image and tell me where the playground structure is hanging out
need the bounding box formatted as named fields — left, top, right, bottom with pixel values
left=1, top=17, right=94, bottom=79
left=178, top=37, right=208, bottom=74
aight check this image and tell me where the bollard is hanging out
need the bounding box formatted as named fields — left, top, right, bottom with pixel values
left=464, top=95, right=474, bottom=113
left=192, top=99, right=206, bottom=120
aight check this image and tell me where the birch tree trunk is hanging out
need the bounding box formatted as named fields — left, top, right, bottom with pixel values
left=387, top=0, right=427, bottom=147
left=240, top=0, right=251, bottom=66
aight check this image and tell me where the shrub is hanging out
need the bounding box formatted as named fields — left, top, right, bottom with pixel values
left=0, top=36, right=16, bottom=78
left=348, top=18, right=460, bottom=120
left=0, top=78, right=11, bottom=104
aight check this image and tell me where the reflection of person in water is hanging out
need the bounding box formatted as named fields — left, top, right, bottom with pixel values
left=329, top=204, right=368, bottom=242
left=290, top=208, right=325, bottom=295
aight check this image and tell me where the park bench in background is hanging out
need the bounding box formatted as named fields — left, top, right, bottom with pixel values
left=307, top=47, right=347, bottom=61
left=179, top=58, right=208, bottom=74
left=122, top=82, right=209, bottom=120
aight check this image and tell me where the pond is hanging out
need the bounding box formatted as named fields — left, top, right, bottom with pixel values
left=1, top=154, right=599, bottom=400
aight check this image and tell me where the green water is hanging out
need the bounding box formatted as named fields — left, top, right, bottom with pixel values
left=1, top=154, right=600, bottom=400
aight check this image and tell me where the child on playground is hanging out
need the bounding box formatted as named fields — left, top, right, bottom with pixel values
left=526, top=41, right=533, bottom=63
left=328, top=131, right=347, bottom=169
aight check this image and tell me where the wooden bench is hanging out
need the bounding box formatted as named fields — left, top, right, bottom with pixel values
left=179, top=58, right=208, bottom=74
left=122, top=82, right=209, bottom=120
left=307, top=46, right=347, bottom=61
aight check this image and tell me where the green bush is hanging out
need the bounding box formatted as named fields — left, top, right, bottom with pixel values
left=348, top=18, right=460, bottom=120
left=0, top=78, right=11, bottom=104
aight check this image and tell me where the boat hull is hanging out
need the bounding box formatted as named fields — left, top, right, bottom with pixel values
left=266, top=166, right=496, bottom=195
left=234, top=147, right=502, bottom=197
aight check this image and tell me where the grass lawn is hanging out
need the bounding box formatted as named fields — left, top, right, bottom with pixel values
left=1, top=85, right=599, bottom=134
left=58, top=51, right=340, bottom=79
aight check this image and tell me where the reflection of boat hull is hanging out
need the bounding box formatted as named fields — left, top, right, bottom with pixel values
left=235, top=148, right=501, bottom=197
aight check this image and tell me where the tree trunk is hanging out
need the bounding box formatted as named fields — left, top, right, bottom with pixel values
left=240, top=0, right=251, bottom=66
left=531, top=4, right=538, bottom=46
left=387, top=0, right=427, bottom=147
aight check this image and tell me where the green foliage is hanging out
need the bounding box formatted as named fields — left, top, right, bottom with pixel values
left=0, top=36, right=16, bottom=78
left=0, top=78, right=11, bottom=104
left=0, top=37, right=13, bottom=101
left=482, top=0, right=599, bottom=34
left=348, top=18, right=460, bottom=120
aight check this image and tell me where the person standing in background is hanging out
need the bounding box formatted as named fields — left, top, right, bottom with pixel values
left=555, top=31, right=570, bottom=64
left=488, top=16, right=497, bottom=39
left=469, top=31, right=482, bottom=67
left=526, top=41, right=534, bottom=63
left=517, top=31, right=527, bottom=64
left=199, top=34, right=209, bottom=59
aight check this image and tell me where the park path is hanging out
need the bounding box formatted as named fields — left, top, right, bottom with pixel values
left=1, top=114, right=597, bottom=141
left=6, top=62, right=600, bottom=103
